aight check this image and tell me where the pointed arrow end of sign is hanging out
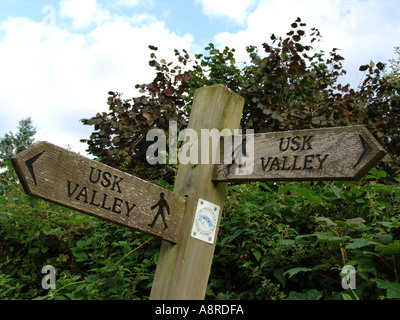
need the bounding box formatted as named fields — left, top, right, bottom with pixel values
left=25, top=151, right=45, bottom=185
left=353, top=134, right=372, bottom=169
left=352, top=128, right=386, bottom=180
left=11, top=143, right=49, bottom=195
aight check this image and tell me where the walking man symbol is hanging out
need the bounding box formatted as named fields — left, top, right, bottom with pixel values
left=148, top=192, right=170, bottom=231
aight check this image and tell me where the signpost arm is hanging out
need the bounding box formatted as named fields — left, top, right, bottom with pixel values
left=150, top=84, right=244, bottom=300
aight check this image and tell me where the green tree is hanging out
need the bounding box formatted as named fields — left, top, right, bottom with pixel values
left=0, top=117, right=36, bottom=169
left=0, top=118, right=36, bottom=195
left=387, top=46, right=400, bottom=83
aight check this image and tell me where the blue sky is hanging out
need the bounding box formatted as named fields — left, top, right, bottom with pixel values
left=0, top=0, right=246, bottom=42
left=1, top=0, right=399, bottom=155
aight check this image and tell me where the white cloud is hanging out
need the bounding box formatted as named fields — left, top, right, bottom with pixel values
left=115, top=0, right=154, bottom=8
left=0, top=7, right=193, bottom=155
left=60, top=0, right=111, bottom=30
left=115, top=0, right=141, bottom=7
left=212, top=0, right=400, bottom=87
left=196, top=0, right=256, bottom=25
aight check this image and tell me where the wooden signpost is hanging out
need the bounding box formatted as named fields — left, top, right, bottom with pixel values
left=11, top=142, right=186, bottom=243
left=150, top=85, right=244, bottom=300
left=11, top=84, right=387, bottom=301
left=213, top=125, right=386, bottom=182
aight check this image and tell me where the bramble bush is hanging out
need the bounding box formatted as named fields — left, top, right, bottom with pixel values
left=210, top=169, right=400, bottom=300
left=1, top=160, right=400, bottom=300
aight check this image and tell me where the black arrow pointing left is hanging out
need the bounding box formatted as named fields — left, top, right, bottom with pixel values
left=25, top=151, right=45, bottom=185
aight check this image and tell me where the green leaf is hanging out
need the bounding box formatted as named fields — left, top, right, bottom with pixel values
left=294, top=234, right=317, bottom=244
left=332, top=188, right=342, bottom=198
left=372, top=279, right=400, bottom=299
left=313, top=231, right=334, bottom=240
left=316, top=217, right=336, bottom=227
left=345, top=217, right=367, bottom=231
left=379, top=220, right=400, bottom=229
left=279, top=239, right=295, bottom=246
left=376, top=241, right=400, bottom=255
left=377, top=170, right=387, bottom=178
left=252, top=249, right=261, bottom=262
left=286, top=289, right=322, bottom=300
left=283, top=267, right=313, bottom=278
left=220, top=229, right=244, bottom=245
left=313, top=263, right=333, bottom=271
left=71, top=248, right=88, bottom=261
left=349, top=187, right=361, bottom=196
left=341, top=293, right=353, bottom=300
left=345, top=238, right=378, bottom=249
left=41, top=246, right=49, bottom=254
left=366, top=167, right=378, bottom=179
left=273, top=268, right=287, bottom=287
left=291, top=187, right=323, bottom=205
left=28, top=248, right=40, bottom=254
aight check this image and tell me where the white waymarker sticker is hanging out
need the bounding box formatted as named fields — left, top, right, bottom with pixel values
left=191, top=198, right=220, bottom=244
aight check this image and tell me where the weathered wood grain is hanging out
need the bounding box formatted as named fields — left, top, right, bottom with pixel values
left=11, top=142, right=186, bottom=243
left=213, top=125, right=386, bottom=182
left=150, top=84, right=245, bottom=300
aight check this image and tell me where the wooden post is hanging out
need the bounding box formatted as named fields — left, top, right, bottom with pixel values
left=150, top=84, right=244, bottom=300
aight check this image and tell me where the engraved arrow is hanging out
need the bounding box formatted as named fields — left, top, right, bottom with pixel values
left=25, top=151, right=45, bottom=185
left=227, top=136, right=248, bottom=174
left=353, top=135, right=372, bottom=168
